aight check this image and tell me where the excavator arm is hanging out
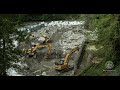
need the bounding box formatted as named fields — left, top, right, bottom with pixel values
left=64, top=47, right=79, bottom=65
left=24, top=43, right=52, bottom=58
left=55, top=47, right=79, bottom=71
left=36, top=43, right=52, bottom=55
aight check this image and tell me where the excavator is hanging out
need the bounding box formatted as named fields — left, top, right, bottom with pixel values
left=22, top=34, right=52, bottom=58
left=42, top=35, right=52, bottom=44
left=54, top=47, right=79, bottom=71
left=23, top=43, right=52, bottom=58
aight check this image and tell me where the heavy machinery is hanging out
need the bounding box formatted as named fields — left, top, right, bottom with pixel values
left=22, top=34, right=52, bottom=58
left=23, top=43, right=52, bottom=58
left=42, top=35, right=52, bottom=44
left=54, top=47, right=79, bottom=71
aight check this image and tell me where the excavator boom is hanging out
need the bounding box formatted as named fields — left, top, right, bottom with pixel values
left=23, top=43, right=52, bottom=58
left=55, top=47, right=79, bottom=71
left=64, top=47, right=79, bottom=64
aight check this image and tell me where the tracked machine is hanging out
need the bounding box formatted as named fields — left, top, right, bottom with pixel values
left=23, top=43, right=52, bottom=58
left=54, top=47, right=79, bottom=71
left=22, top=34, right=52, bottom=58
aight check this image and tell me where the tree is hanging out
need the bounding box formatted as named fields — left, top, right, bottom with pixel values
left=0, top=14, right=26, bottom=76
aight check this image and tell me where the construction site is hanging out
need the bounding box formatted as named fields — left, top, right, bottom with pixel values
left=0, top=14, right=119, bottom=76
left=6, top=21, right=104, bottom=76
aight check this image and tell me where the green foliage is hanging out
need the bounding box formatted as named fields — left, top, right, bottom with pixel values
left=0, top=14, right=26, bottom=75
left=80, top=60, right=107, bottom=76
left=79, top=14, right=120, bottom=76
left=84, top=14, right=120, bottom=63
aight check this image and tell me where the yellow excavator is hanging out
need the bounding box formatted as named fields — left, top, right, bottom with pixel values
left=54, top=47, right=79, bottom=71
left=23, top=43, right=52, bottom=58
left=23, top=34, right=52, bottom=58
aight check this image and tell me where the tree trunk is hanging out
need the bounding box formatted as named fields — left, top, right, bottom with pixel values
left=1, top=38, right=7, bottom=76
left=74, top=41, right=87, bottom=74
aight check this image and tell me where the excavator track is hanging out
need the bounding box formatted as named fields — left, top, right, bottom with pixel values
left=54, top=47, right=79, bottom=71
left=55, top=65, right=74, bottom=73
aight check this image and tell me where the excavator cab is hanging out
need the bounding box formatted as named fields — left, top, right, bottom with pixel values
left=54, top=47, right=79, bottom=71
left=27, top=48, right=36, bottom=57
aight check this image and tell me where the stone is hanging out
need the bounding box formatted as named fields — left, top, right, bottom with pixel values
left=42, top=72, right=47, bottom=76
left=105, top=61, right=114, bottom=70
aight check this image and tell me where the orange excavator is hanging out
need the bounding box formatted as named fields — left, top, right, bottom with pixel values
left=54, top=47, right=79, bottom=71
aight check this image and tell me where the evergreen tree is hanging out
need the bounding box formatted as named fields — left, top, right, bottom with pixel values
left=0, top=14, right=26, bottom=76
